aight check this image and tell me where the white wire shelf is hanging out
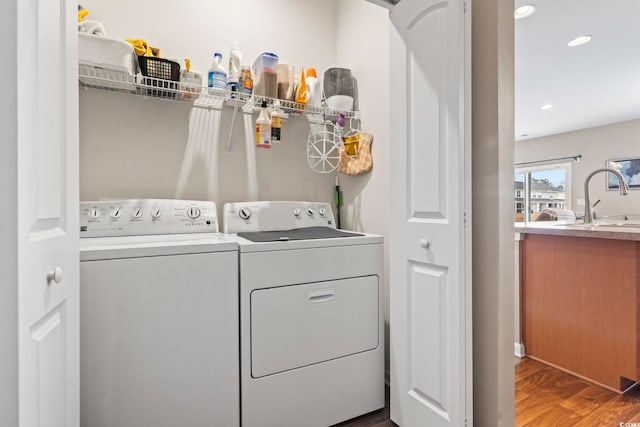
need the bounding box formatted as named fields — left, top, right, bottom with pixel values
left=78, top=63, right=360, bottom=120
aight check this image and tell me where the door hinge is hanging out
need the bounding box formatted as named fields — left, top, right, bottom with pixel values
left=463, top=0, right=467, bottom=13
left=463, top=211, right=467, bottom=228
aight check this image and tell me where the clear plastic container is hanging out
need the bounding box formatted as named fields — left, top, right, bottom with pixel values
left=277, top=64, right=295, bottom=101
left=253, top=52, right=279, bottom=99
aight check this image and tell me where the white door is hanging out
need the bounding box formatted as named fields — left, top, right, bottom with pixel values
left=17, top=0, right=79, bottom=424
left=389, top=0, right=471, bottom=426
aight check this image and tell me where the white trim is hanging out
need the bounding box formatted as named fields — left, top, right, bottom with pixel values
left=514, top=342, right=525, bottom=358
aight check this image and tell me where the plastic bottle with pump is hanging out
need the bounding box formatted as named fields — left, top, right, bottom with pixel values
left=227, top=41, right=242, bottom=96
left=181, top=59, right=202, bottom=101
left=256, top=100, right=271, bottom=149
left=208, top=52, right=227, bottom=91
left=305, top=67, right=321, bottom=106
left=270, top=100, right=283, bottom=143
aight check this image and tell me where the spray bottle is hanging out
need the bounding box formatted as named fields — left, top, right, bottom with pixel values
left=256, top=100, right=271, bottom=149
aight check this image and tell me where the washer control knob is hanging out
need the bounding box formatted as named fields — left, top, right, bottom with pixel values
left=306, top=208, right=315, bottom=217
left=293, top=208, right=301, bottom=217
left=239, top=208, right=251, bottom=220
left=110, top=208, right=122, bottom=219
left=130, top=207, right=143, bottom=219
left=89, top=208, right=100, bottom=219
left=151, top=207, right=162, bottom=219
left=319, top=207, right=327, bottom=217
left=187, top=207, right=201, bottom=219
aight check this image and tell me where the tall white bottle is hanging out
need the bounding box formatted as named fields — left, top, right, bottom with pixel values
left=227, top=41, right=242, bottom=94
left=208, top=52, right=227, bottom=91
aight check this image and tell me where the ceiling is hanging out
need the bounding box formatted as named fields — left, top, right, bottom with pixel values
left=515, top=0, right=640, bottom=141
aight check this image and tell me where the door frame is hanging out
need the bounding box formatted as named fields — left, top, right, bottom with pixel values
left=0, top=0, right=20, bottom=423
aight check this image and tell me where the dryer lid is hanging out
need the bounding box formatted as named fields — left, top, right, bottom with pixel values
left=237, top=226, right=363, bottom=242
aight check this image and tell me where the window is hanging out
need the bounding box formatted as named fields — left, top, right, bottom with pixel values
left=514, top=164, right=571, bottom=222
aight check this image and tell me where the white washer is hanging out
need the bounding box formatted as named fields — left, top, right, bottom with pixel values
left=80, top=199, right=239, bottom=427
left=223, top=201, right=384, bottom=427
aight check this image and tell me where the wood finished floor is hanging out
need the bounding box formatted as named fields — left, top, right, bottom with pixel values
left=332, top=358, right=640, bottom=426
left=516, top=357, right=640, bottom=426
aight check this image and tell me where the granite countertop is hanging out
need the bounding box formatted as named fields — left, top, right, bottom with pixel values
left=515, top=221, right=640, bottom=241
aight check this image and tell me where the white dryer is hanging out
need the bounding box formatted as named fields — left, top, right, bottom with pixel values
left=80, top=199, right=239, bottom=427
left=223, top=201, right=384, bottom=427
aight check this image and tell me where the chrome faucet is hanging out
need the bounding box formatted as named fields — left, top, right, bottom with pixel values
left=583, top=168, right=629, bottom=224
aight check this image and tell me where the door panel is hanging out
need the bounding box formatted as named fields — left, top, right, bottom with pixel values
left=35, top=0, right=64, bottom=224
left=18, top=0, right=79, bottom=423
left=407, top=4, right=447, bottom=218
left=390, top=0, right=470, bottom=426
left=31, top=305, right=67, bottom=427
left=408, top=262, right=449, bottom=419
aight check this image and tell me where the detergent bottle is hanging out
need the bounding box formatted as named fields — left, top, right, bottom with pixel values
left=305, top=67, right=322, bottom=106
left=208, top=53, right=227, bottom=91
left=227, top=41, right=242, bottom=95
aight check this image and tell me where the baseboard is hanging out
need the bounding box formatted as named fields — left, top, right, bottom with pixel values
left=514, top=342, right=525, bottom=358
left=385, top=369, right=390, bottom=386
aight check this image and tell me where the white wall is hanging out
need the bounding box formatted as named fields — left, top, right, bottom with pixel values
left=335, top=0, right=390, bottom=378
left=515, top=119, right=640, bottom=217
left=80, top=0, right=392, bottom=371
left=80, top=0, right=340, bottom=211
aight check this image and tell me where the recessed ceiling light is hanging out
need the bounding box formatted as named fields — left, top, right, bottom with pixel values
left=514, top=4, right=536, bottom=20
left=521, top=134, right=529, bottom=137
left=540, top=104, right=554, bottom=110
left=568, top=35, right=592, bottom=47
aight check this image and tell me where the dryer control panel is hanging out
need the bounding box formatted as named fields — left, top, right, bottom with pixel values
left=80, top=199, right=218, bottom=237
left=223, top=201, right=336, bottom=233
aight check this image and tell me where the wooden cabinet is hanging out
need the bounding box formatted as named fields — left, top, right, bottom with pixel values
left=521, top=233, right=639, bottom=393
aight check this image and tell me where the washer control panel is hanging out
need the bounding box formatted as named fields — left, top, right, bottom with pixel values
left=80, top=199, right=218, bottom=237
left=223, top=201, right=336, bottom=233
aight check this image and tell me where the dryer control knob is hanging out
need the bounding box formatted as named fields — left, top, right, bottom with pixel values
left=239, top=208, right=251, bottom=220
left=306, top=208, right=315, bottom=217
left=319, top=208, right=327, bottom=217
left=293, top=208, right=301, bottom=217
left=151, top=207, right=162, bottom=219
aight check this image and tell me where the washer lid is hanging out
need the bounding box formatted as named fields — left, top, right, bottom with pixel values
left=79, top=233, right=237, bottom=261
